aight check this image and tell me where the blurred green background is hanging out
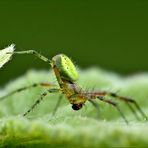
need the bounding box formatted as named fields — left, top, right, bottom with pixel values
left=0, top=0, right=148, bottom=86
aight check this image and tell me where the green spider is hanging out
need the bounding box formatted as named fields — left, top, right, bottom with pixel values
left=0, top=49, right=147, bottom=124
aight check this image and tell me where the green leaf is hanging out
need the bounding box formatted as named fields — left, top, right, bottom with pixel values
left=0, top=68, right=148, bottom=147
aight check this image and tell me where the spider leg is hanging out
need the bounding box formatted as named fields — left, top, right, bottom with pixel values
left=52, top=94, right=63, bottom=116
left=0, top=83, right=55, bottom=101
left=123, top=102, right=140, bottom=120
left=23, top=88, right=60, bottom=116
left=7, top=50, right=50, bottom=64
left=88, top=99, right=100, bottom=118
left=85, top=91, right=147, bottom=120
left=108, top=92, right=147, bottom=120
left=97, top=96, right=128, bottom=124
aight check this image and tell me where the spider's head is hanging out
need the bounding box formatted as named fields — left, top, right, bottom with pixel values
left=72, top=103, right=83, bottom=111
left=52, top=54, right=78, bottom=82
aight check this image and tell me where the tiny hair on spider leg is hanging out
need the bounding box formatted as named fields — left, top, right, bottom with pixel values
left=1, top=46, right=147, bottom=123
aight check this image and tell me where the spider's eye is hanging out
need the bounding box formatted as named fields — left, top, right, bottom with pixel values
left=72, top=104, right=83, bottom=111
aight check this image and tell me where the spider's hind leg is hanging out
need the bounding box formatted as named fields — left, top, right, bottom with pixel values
left=97, top=96, right=129, bottom=124
left=109, top=92, right=147, bottom=120
left=88, top=99, right=100, bottom=118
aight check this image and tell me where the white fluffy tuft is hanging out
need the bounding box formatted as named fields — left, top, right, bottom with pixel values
left=0, top=44, right=15, bottom=68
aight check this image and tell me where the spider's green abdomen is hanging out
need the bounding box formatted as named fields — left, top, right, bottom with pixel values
left=52, top=54, right=78, bottom=82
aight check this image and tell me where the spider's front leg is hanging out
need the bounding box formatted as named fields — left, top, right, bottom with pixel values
left=8, top=50, right=49, bottom=62
left=52, top=94, right=63, bottom=116
left=0, top=82, right=62, bottom=117
left=23, top=88, right=60, bottom=116
left=0, top=83, right=56, bottom=101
